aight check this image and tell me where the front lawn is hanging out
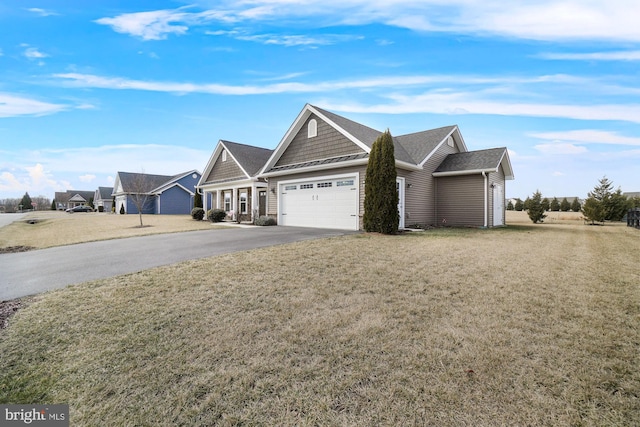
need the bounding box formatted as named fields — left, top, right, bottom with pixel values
left=1, top=221, right=638, bottom=426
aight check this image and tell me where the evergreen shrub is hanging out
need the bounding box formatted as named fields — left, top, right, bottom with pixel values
left=254, top=215, right=276, bottom=226
left=207, top=209, right=226, bottom=222
left=191, top=207, right=205, bottom=220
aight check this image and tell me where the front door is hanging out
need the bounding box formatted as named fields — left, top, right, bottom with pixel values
left=259, top=191, right=267, bottom=216
left=493, top=184, right=504, bottom=226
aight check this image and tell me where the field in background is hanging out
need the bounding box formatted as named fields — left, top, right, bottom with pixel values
left=0, top=211, right=222, bottom=249
left=1, top=218, right=638, bottom=426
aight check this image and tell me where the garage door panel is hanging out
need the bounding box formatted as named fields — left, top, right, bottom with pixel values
left=280, top=176, right=358, bottom=230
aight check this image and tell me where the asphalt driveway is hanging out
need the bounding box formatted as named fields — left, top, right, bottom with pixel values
left=0, top=226, right=353, bottom=301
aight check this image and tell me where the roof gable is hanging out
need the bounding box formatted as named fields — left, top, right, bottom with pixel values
left=96, top=187, right=114, bottom=200
left=199, top=140, right=272, bottom=186
left=115, top=171, right=198, bottom=194
left=433, top=147, right=514, bottom=179
left=223, top=140, right=273, bottom=177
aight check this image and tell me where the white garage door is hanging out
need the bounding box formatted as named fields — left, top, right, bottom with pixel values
left=280, top=176, right=358, bottom=230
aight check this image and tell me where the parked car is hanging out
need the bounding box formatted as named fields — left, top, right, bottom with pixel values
left=66, top=205, right=94, bottom=213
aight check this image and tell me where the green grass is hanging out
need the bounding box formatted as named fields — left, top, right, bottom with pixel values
left=1, top=223, right=639, bottom=426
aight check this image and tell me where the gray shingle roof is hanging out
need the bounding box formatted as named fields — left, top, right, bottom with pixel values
left=98, top=187, right=114, bottom=199
left=394, top=126, right=457, bottom=164
left=312, top=105, right=382, bottom=148
left=221, top=140, right=273, bottom=177
left=311, top=105, right=447, bottom=164
left=118, top=172, right=176, bottom=193
left=434, top=147, right=508, bottom=174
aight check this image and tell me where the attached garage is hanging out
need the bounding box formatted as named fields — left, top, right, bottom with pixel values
left=279, top=174, right=359, bottom=230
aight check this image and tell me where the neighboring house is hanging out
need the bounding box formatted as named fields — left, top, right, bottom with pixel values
left=198, top=140, right=273, bottom=222
left=198, top=104, right=513, bottom=230
left=112, top=170, right=201, bottom=215
left=54, top=190, right=94, bottom=210
left=94, top=187, right=114, bottom=212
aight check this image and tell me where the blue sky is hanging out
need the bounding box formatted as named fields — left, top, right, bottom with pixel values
left=1, top=1, right=639, bottom=201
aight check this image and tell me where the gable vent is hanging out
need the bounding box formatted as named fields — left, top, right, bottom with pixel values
left=308, top=119, right=318, bottom=138
left=447, top=136, right=454, bottom=147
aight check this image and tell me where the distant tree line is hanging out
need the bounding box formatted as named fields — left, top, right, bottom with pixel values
left=0, top=192, right=52, bottom=213
left=509, top=176, right=640, bottom=224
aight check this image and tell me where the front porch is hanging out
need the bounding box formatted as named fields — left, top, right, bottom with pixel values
left=201, top=181, right=268, bottom=223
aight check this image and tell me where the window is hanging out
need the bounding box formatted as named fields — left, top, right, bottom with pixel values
left=222, top=150, right=227, bottom=162
left=240, top=192, right=247, bottom=214
left=284, top=185, right=297, bottom=191
left=336, top=180, right=354, bottom=187
left=317, top=182, right=332, bottom=188
left=224, top=192, right=231, bottom=212
left=308, top=119, right=317, bottom=138
left=300, top=184, right=314, bottom=189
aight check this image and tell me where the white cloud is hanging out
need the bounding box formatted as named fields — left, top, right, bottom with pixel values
left=323, top=93, right=640, bottom=124
left=207, top=29, right=362, bottom=47
left=0, top=93, right=67, bottom=117
left=23, top=47, right=49, bottom=60
left=94, top=7, right=236, bottom=41
left=94, top=1, right=640, bottom=42
left=530, top=130, right=640, bottom=146
left=0, top=171, right=23, bottom=192
left=534, top=143, right=588, bottom=155
left=26, top=8, right=59, bottom=17
left=79, top=174, right=96, bottom=183
left=51, top=71, right=640, bottom=124
left=538, top=50, right=640, bottom=61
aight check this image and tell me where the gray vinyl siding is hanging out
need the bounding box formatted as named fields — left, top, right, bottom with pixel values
left=435, top=175, right=485, bottom=227
left=275, top=114, right=365, bottom=167
left=399, top=142, right=459, bottom=226
left=204, top=153, right=245, bottom=183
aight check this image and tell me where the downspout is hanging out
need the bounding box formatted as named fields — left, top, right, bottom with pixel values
left=482, top=171, right=488, bottom=228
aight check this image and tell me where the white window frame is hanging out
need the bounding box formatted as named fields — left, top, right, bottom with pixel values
left=224, top=191, right=231, bottom=212
left=240, top=191, right=247, bottom=214
left=222, top=150, right=227, bottom=162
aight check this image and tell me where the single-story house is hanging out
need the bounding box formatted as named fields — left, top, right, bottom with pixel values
left=112, top=170, right=201, bottom=215
left=94, top=187, right=114, bottom=212
left=198, top=104, right=513, bottom=230
left=198, top=140, right=274, bottom=222
left=54, top=190, right=95, bottom=211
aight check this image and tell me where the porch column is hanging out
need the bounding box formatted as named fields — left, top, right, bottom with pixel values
left=232, top=187, right=238, bottom=221
left=251, top=184, right=258, bottom=223
left=202, top=190, right=208, bottom=214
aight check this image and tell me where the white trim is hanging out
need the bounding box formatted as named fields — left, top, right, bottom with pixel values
left=259, top=104, right=373, bottom=175
left=277, top=171, right=360, bottom=230
left=419, top=126, right=467, bottom=167
left=432, top=168, right=498, bottom=177
left=396, top=177, right=405, bottom=229
left=483, top=171, right=488, bottom=228
left=307, top=105, right=372, bottom=153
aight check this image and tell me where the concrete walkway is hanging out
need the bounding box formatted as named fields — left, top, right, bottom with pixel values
left=0, top=226, right=353, bottom=301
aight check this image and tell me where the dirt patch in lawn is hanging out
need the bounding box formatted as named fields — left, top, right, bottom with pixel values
left=0, top=298, right=27, bottom=330
left=0, top=246, right=36, bottom=254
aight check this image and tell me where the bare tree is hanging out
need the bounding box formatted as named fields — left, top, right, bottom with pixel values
left=126, top=170, right=154, bottom=227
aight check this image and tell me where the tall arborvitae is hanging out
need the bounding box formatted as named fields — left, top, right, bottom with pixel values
left=363, top=130, right=399, bottom=234
left=194, top=191, right=203, bottom=209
